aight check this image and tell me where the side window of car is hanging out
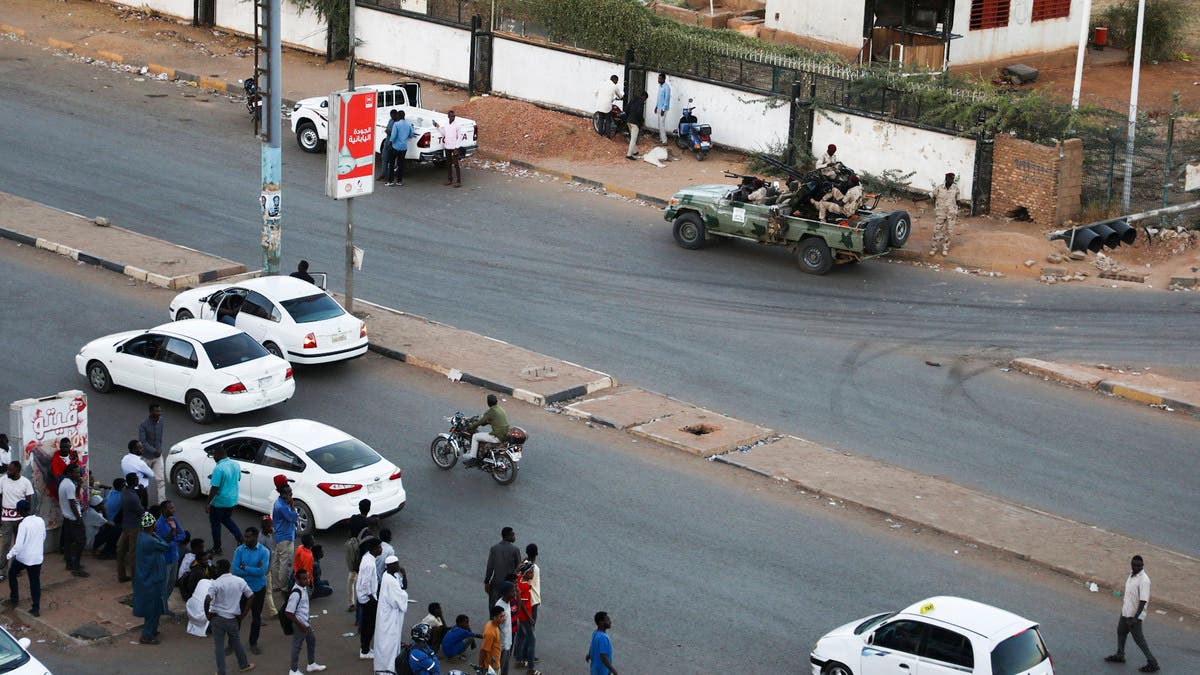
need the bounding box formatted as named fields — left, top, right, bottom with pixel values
left=873, top=620, right=925, bottom=656
left=241, top=291, right=277, bottom=322
left=224, top=438, right=262, bottom=463
left=922, top=625, right=974, bottom=669
left=159, top=338, right=198, bottom=368
left=123, top=334, right=166, bottom=360
left=376, top=92, right=386, bottom=108
left=261, top=443, right=305, bottom=472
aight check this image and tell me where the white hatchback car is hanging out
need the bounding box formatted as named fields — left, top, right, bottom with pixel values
left=76, top=320, right=295, bottom=424
left=168, top=276, right=368, bottom=364
left=167, top=419, right=406, bottom=535
left=810, top=596, right=1053, bottom=675
left=0, top=623, right=51, bottom=674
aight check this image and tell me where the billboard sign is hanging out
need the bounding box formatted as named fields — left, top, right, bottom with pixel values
left=8, top=391, right=89, bottom=531
left=326, top=89, right=377, bottom=199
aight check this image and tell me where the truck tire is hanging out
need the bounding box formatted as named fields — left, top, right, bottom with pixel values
left=863, top=219, right=889, bottom=255
left=797, top=237, right=834, bottom=275
left=672, top=213, right=707, bottom=250
left=888, top=213, right=911, bottom=248
left=296, top=121, right=324, bottom=153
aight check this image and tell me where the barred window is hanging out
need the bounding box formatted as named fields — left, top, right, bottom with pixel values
left=970, top=0, right=1010, bottom=29
left=1032, top=0, right=1071, bottom=21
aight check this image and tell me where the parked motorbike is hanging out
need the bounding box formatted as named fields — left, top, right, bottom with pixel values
left=675, top=99, right=711, bottom=160
left=243, top=76, right=262, bottom=118
left=592, top=103, right=627, bottom=139
left=430, top=412, right=527, bottom=485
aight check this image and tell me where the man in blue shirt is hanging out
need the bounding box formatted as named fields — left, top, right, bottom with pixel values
left=154, top=500, right=188, bottom=615
left=409, top=622, right=441, bottom=674
left=654, top=72, right=671, bottom=144
left=271, top=480, right=298, bottom=609
left=386, top=110, right=416, bottom=187
left=586, top=611, right=616, bottom=675
left=379, top=109, right=399, bottom=180
left=206, top=445, right=242, bottom=555
left=441, top=613, right=480, bottom=659
left=232, top=526, right=270, bottom=655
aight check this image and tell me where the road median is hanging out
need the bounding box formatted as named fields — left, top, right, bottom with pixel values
left=1012, top=357, right=1200, bottom=415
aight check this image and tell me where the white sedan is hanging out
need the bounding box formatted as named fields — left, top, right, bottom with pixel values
left=76, top=320, right=295, bottom=424
left=168, top=276, right=368, bottom=364
left=167, top=419, right=406, bottom=535
left=0, top=623, right=51, bottom=675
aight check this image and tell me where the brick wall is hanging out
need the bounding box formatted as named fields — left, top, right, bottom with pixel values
left=990, top=134, right=1083, bottom=227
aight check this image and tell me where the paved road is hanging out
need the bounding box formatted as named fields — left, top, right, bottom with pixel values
left=0, top=39, right=1197, bottom=557
left=6, top=239, right=1200, bottom=673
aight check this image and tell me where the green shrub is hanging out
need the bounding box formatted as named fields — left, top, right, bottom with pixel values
left=1100, top=0, right=1192, bottom=63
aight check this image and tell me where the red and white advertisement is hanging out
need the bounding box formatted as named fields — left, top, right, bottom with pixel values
left=325, top=90, right=376, bottom=199
left=8, top=391, right=89, bottom=530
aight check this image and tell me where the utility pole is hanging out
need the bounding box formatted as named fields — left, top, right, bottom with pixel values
left=1121, top=0, right=1146, bottom=212
left=344, top=0, right=357, bottom=312
left=1070, top=0, right=1092, bottom=110
left=259, top=0, right=282, bottom=274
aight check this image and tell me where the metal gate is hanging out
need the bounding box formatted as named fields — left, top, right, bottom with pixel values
left=469, top=15, right=493, bottom=96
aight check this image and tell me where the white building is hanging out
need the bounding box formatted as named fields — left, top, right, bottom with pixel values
left=763, top=0, right=1083, bottom=69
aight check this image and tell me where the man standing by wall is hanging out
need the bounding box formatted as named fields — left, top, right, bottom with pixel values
left=929, top=172, right=960, bottom=257
left=654, top=73, right=671, bottom=145
left=138, top=404, right=167, bottom=504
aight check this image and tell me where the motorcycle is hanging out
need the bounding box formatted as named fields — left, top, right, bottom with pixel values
left=592, top=102, right=627, bottom=139
left=674, top=99, right=712, bottom=161
left=430, top=412, right=527, bottom=485
left=243, top=76, right=262, bottom=118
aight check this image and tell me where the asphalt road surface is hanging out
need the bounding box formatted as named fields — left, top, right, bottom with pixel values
left=4, top=235, right=1200, bottom=673
left=0, top=39, right=1197, bottom=559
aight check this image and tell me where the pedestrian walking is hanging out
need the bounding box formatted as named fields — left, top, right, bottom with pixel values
left=435, top=111, right=465, bottom=187
left=654, top=73, right=671, bottom=144
left=586, top=611, right=617, bottom=675
left=205, top=558, right=256, bottom=674
left=138, top=404, right=167, bottom=503
left=485, top=527, right=521, bottom=613
left=373, top=555, right=408, bottom=673
left=284, top=568, right=327, bottom=675
left=625, top=91, right=649, bottom=160
left=154, top=500, right=188, bottom=612
left=355, top=538, right=382, bottom=660
left=206, top=444, right=243, bottom=554
left=386, top=111, right=416, bottom=186
left=0, top=462, right=33, bottom=582
left=1105, top=554, right=1160, bottom=672
left=116, top=473, right=147, bottom=582
left=232, top=526, right=270, bottom=655
left=134, top=511, right=171, bottom=644
left=272, top=479, right=298, bottom=605
left=493, top=581, right=516, bottom=675
left=4, top=500, right=43, bottom=616
left=929, top=172, right=960, bottom=257
left=57, top=463, right=89, bottom=577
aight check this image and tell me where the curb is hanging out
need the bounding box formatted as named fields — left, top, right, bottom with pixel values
left=503, top=158, right=669, bottom=208
left=1097, top=380, right=1200, bottom=415
left=1011, top=358, right=1200, bottom=415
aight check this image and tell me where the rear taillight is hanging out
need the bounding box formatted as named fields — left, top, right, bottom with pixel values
left=360, top=322, right=367, bottom=338
left=473, top=126, right=478, bottom=141
left=389, top=469, right=402, bottom=480
left=285, top=367, right=294, bottom=380
left=417, top=132, right=431, bottom=148
left=317, top=482, right=362, bottom=496
left=222, top=382, right=247, bottom=394
left=302, top=333, right=317, bottom=349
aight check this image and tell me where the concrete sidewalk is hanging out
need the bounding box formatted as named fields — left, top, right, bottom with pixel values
left=1012, top=358, right=1200, bottom=415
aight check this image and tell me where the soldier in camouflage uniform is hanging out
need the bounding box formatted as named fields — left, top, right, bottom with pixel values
left=929, top=172, right=960, bottom=256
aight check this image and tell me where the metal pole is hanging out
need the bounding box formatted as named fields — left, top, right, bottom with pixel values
left=1161, top=96, right=1177, bottom=227
left=1121, top=0, right=1146, bottom=212
left=1071, top=0, right=1092, bottom=109
left=345, top=0, right=356, bottom=313
left=260, top=0, right=282, bottom=275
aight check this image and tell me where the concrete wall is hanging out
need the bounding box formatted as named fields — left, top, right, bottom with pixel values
left=491, top=38, right=621, bottom=116
left=763, top=0, right=864, bottom=47
left=356, top=6, right=471, bottom=85
left=641, top=72, right=790, bottom=153
left=992, top=135, right=1082, bottom=226
left=949, top=1, right=1082, bottom=65
left=813, top=110, right=977, bottom=198
left=137, top=0, right=195, bottom=21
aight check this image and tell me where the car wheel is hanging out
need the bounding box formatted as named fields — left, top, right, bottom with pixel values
left=296, top=122, right=324, bottom=153
left=862, top=219, right=890, bottom=255
left=186, top=390, right=215, bottom=424
left=175, top=308, right=194, bottom=321
left=86, top=361, right=113, bottom=393
left=696, top=150, right=708, bottom=161
left=263, top=341, right=284, bottom=359
left=171, top=463, right=200, bottom=499
left=672, top=213, right=707, bottom=250
left=822, top=663, right=854, bottom=675
left=798, top=237, right=834, bottom=275
left=489, top=455, right=518, bottom=485
left=293, top=499, right=315, bottom=536
left=430, top=437, right=458, bottom=470
left=888, top=213, right=911, bottom=248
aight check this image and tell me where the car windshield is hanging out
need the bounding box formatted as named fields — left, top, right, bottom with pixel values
left=307, top=438, right=381, bottom=474
left=203, top=333, right=270, bottom=369
left=854, top=612, right=895, bottom=635
left=991, top=627, right=1050, bottom=675
left=0, top=628, right=30, bottom=671
left=280, top=293, right=344, bottom=323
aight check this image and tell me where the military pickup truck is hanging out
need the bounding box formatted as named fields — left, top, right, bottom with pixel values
left=662, top=159, right=911, bottom=275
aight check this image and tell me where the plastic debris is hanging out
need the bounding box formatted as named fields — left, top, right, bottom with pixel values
left=1088, top=582, right=1099, bottom=592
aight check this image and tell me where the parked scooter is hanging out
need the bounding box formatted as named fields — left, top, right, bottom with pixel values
left=243, top=76, right=261, bottom=119
left=675, top=99, right=712, bottom=160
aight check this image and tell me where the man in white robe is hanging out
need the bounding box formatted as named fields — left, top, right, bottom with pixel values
left=373, top=555, right=409, bottom=674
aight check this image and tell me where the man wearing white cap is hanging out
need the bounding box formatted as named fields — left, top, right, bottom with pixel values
left=374, top=555, right=408, bottom=674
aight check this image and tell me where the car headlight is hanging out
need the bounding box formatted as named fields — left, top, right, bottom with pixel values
left=168, top=443, right=185, bottom=456
left=293, top=102, right=302, bottom=112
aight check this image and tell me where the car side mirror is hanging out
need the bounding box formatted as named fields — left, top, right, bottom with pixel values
left=866, top=632, right=875, bottom=645
left=17, top=637, right=29, bottom=649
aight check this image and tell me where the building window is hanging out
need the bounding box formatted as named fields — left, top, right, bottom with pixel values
left=1032, top=0, right=1071, bottom=21
left=970, top=0, right=1010, bottom=29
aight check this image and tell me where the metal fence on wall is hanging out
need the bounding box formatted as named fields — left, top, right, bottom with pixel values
left=360, top=0, right=483, bottom=26
left=1077, top=112, right=1200, bottom=215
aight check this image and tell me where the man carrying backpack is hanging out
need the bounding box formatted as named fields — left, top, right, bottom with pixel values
left=283, top=568, right=326, bottom=675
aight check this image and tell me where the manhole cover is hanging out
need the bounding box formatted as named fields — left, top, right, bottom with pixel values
left=69, top=623, right=111, bottom=640
left=682, top=424, right=717, bottom=436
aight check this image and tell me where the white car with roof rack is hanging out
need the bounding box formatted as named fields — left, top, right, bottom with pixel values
left=810, top=596, right=1054, bottom=675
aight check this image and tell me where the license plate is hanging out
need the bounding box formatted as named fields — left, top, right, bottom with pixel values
left=509, top=451, right=522, bottom=462
left=332, top=333, right=347, bottom=343
left=258, top=376, right=272, bottom=388
left=367, top=483, right=383, bottom=494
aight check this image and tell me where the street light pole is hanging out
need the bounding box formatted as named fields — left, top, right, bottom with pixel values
left=260, top=0, right=282, bottom=274
left=1121, top=0, right=1146, bottom=212
left=344, top=0, right=357, bottom=313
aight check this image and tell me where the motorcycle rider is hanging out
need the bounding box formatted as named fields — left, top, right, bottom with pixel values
left=465, top=395, right=509, bottom=468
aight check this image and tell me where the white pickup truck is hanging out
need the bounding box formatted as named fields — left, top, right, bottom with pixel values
left=290, top=81, right=477, bottom=164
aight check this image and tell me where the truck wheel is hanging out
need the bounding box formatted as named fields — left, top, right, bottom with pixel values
left=296, top=122, right=324, bottom=153
left=888, top=213, right=911, bottom=248
left=863, top=220, right=889, bottom=255
left=798, top=237, right=834, bottom=275
left=672, top=213, right=707, bottom=250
